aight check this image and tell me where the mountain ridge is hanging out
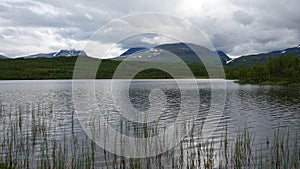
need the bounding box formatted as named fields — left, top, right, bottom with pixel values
left=1, top=43, right=300, bottom=67
left=22, top=50, right=86, bottom=59
left=118, top=42, right=231, bottom=65
left=228, top=44, right=300, bottom=67
left=0, top=50, right=86, bottom=59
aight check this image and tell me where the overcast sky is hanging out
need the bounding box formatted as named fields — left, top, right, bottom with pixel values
left=0, top=0, right=299, bottom=58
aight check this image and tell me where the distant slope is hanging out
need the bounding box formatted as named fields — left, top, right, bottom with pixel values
left=116, top=43, right=231, bottom=65
left=228, top=45, right=300, bottom=67
left=23, top=52, right=57, bottom=58
left=22, top=50, right=86, bottom=59
left=0, top=56, right=209, bottom=80
left=53, top=50, right=86, bottom=57
left=120, top=47, right=148, bottom=56
left=154, top=43, right=210, bottom=64
left=0, top=55, right=7, bottom=59
left=217, top=51, right=231, bottom=64
left=2, top=43, right=299, bottom=68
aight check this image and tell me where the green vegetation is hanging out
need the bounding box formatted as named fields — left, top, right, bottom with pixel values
left=0, top=57, right=76, bottom=80
left=0, top=103, right=95, bottom=169
left=0, top=56, right=209, bottom=80
left=0, top=53, right=299, bottom=85
left=226, top=54, right=300, bottom=85
left=0, top=163, right=14, bottom=169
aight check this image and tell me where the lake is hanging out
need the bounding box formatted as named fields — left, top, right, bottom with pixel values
left=0, top=79, right=299, bottom=168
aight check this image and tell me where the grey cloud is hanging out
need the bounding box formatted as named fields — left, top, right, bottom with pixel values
left=233, top=10, right=254, bottom=26
left=0, top=0, right=299, bottom=57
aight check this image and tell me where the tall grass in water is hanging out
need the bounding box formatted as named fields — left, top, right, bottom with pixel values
left=0, top=102, right=299, bottom=168
left=0, top=103, right=95, bottom=169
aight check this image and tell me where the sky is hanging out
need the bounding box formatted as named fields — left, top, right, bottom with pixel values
left=0, top=0, right=299, bottom=58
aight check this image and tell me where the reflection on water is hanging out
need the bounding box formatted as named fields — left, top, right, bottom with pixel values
left=0, top=80, right=299, bottom=168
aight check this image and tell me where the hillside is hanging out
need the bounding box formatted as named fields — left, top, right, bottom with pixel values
left=228, top=45, right=300, bottom=67
left=226, top=53, right=300, bottom=85
left=0, top=56, right=209, bottom=80
left=117, top=43, right=231, bottom=65
left=0, top=44, right=299, bottom=85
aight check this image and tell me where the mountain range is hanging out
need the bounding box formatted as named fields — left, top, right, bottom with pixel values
left=0, top=55, right=7, bottom=59
left=1, top=43, right=300, bottom=67
left=117, top=43, right=231, bottom=65
left=228, top=44, right=300, bottom=67
left=117, top=43, right=300, bottom=66
left=16, top=50, right=85, bottom=59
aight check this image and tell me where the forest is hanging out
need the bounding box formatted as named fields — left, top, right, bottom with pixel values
left=225, top=53, right=300, bottom=85
left=0, top=53, right=299, bottom=85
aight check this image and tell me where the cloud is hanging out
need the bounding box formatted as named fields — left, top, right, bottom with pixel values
left=141, top=36, right=174, bottom=45
left=84, top=41, right=127, bottom=59
left=233, top=10, right=254, bottom=26
left=0, top=27, right=85, bottom=57
left=0, top=0, right=299, bottom=58
left=119, top=34, right=175, bottom=49
left=85, top=13, right=93, bottom=20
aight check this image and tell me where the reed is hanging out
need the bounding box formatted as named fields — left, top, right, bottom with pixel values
left=0, top=102, right=299, bottom=169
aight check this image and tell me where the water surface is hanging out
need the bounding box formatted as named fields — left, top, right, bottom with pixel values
left=0, top=80, right=299, bottom=167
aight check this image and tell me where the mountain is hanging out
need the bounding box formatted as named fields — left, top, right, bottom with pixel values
left=0, top=55, right=7, bottom=59
left=228, top=45, right=300, bottom=67
left=120, top=47, right=148, bottom=56
left=117, top=43, right=231, bottom=65
left=156, top=43, right=229, bottom=65
left=217, top=51, right=231, bottom=64
left=22, top=52, right=56, bottom=58
left=22, top=50, right=85, bottom=59
left=53, top=50, right=86, bottom=57
left=2, top=43, right=299, bottom=67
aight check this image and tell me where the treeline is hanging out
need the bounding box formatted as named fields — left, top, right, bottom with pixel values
left=0, top=56, right=209, bottom=80
left=225, top=54, right=300, bottom=85
left=0, top=57, right=77, bottom=80
left=0, top=54, right=299, bottom=85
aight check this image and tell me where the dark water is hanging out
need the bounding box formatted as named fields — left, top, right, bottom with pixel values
left=0, top=79, right=299, bottom=167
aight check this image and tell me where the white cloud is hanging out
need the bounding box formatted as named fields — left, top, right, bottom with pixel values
left=105, top=45, right=127, bottom=59
left=27, top=1, right=70, bottom=17
left=0, top=27, right=85, bottom=57
left=84, top=41, right=127, bottom=59
left=0, top=0, right=299, bottom=57
left=141, top=35, right=177, bottom=46
left=85, top=13, right=93, bottom=20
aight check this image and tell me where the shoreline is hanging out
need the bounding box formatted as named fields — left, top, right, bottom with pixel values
left=234, top=79, right=300, bottom=87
